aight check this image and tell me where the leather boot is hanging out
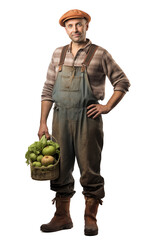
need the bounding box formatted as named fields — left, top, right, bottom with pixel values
left=84, top=196, right=102, bottom=236
left=40, top=196, right=73, bottom=232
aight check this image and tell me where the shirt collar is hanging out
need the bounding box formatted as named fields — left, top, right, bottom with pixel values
left=68, top=39, right=92, bottom=53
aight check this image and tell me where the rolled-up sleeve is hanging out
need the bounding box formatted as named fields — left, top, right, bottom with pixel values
left=41, top=53, right=56, bottom=102
left=102, top=50, right=131, bottom=93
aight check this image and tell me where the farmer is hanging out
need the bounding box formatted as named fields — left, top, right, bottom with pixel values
left=38, top=9, right=130, bottom=236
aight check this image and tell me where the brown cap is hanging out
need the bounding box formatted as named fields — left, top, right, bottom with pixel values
left=59, top=9, right=91, bottom=27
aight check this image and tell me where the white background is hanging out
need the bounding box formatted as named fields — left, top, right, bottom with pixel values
left=0, top=0, right=160, bottom=239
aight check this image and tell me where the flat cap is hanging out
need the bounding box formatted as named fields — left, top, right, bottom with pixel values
left=59, top=9, right=91, bottom=27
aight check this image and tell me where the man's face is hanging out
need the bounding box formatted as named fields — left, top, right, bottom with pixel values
left=65, top=18, right=89, bottom=43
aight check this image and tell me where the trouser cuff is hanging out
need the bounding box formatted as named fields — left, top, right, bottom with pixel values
left=55, top=191, right=76, bottom=198
left=84, top=194, right=104, bottom=205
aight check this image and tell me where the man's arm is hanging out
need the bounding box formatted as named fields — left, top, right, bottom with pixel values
left=38, top=100, right=53, bottom=139
left=38, top=49, right=58, bottom=139
left=87, top=90, right=125, bottom=119
left=87, top=47, right=130, bottom=119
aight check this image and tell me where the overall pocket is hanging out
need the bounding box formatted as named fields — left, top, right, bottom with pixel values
left=60, top=73, right=81, bottom=91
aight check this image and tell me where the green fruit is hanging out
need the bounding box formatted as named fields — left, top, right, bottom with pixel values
left=37, top=155, right=43, bottom=162
left=30, top=153, right=37, bottom=161
left=32, top=161, right=42, bottom=167
left=42, top=146, right=56, bottom=156
left=47, top=164, right=54, bottom=168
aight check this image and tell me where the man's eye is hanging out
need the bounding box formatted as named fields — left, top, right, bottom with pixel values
left=77, top=23, right=82, bottom=26
left=68, top=25, right=72, bottom=28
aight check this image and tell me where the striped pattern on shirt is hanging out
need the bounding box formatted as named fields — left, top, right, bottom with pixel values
left=41, top=39, right=130, bottom=102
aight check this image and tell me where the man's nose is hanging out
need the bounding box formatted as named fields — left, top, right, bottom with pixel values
left=73, top=25, right=78, bottom=32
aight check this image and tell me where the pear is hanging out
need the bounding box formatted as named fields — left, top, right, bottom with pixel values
left=47, top=164, right=54, bottom=168
left=30, top=153, right=37, bottom=162
left=37, top=155, right=43, bottom=162
left=42, top=146, right=56, bottom=156
left=32, top=161, right=42, bottom=167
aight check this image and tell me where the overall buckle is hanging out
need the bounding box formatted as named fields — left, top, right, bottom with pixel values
left=81, top=64, right=86, bottom=72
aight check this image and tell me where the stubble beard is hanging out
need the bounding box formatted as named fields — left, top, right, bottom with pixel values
left=70, top=33, right=86, bottom=44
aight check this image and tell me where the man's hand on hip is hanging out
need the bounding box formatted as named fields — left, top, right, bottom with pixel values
left=87, top=91, right=125, bottom=119
left=87, top=104, right=111, bottom=119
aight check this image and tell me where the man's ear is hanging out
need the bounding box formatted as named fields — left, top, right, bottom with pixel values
left=86, top=22, right=89, bottom=31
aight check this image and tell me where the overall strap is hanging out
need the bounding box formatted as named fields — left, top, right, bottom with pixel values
left=58, top=45, right=69, bottom=71
left=81, top=44, right=98, bottom=72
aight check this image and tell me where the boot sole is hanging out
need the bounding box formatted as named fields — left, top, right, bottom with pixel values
left=41, top=222, right=73, bottom=232
left=84, top=229, right=98, bottom=236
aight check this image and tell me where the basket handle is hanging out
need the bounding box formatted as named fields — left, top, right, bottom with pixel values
left=50, top=135, right=58, bottom=143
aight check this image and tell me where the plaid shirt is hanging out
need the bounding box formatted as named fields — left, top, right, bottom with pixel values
left=41, top=39, right=130, bottom=102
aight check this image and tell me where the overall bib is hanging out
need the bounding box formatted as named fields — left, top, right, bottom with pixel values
left=51, top=44, right=105, bottom=200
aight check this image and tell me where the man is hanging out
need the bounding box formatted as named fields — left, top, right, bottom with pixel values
left=38, top=9, right=130, bottom=236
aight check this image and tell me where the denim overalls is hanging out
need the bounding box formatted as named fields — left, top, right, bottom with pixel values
left=51, top=44, right=104, bottom=200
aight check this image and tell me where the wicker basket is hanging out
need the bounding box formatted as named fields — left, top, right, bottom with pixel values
left=30, top=159, right=59, bottom=181
left=30, top=136, right=60, bottom=181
